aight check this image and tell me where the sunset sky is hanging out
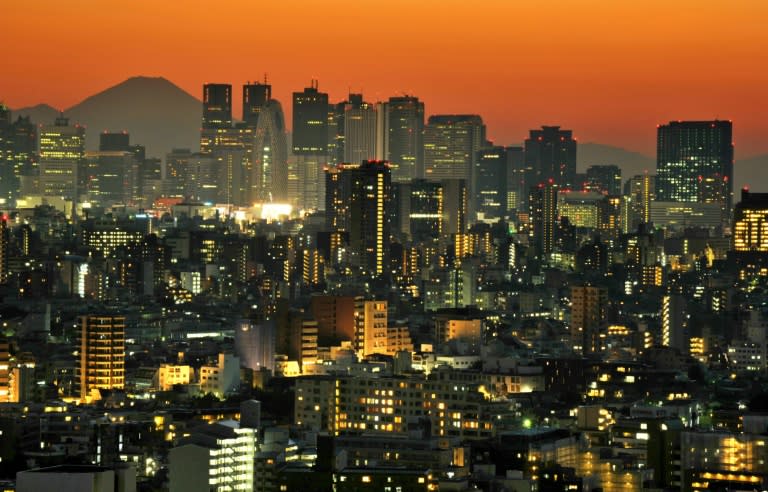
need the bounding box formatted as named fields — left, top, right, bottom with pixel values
left=3, top=0, right=767, bottom=157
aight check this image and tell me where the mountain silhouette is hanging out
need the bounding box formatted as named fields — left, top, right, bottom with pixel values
left=15, top=76, right=201, bottom=157
left=13, top=104, right=60, bottom=126
left=577, top=143, right=655, bottom=178
left=735, top=154, right=768, bottom=191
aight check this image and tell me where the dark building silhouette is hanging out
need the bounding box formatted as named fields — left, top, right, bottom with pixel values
left=292, top=82, right=329, bottom=155
left=525, top=126, right=577, bottom=189
left=99, top=132, right=130, bottom=152
left=529, top=180, right=558, bottom=257
left=242, top=82, right=272, bottom=127
left=656, top=120, right=733, bottom=215
left=385, top=96, right=424, bottom=182
left=475, top=146, right=508, bottom=220
left=202, top=84, right=233, bottom=129
left=0, top=107, right=37, bottom=205
left=585, top=164, right=622, bottom=195
left=325, top=161, right=391, bottom=276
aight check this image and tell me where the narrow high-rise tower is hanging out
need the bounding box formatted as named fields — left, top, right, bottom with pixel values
left=385, top=96, right=424, bottom=182
left=524, top=126, right=577, bottom=189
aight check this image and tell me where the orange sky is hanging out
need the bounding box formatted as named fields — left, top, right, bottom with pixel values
left=3, top=0, right=767, bottom=157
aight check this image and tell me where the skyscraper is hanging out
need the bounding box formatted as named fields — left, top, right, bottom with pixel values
left=0, top=107, right=36, bottom=206
left=423, top=115, right=486, bottom=185
left=656, top=120, right=733, bottom=219
left=343, top=94, right=378, bottom=164
left=39, top=115, right=85, bottom=201
left=385, top=96, right=424, bottom=182
left=325, top=161, right=391, bottom=276
left=292, top=82, right=329, bottom=155
left=242, top=81, right=272, bottom=127
left=202, top=83, right=232, bottom=129
left=524, top=126, right=577, bottom=188
left=76, top=315, right=125, bottom=400
left=84, top=132, right=135, bottom=206
left=252, top=99, right=288, bottom=202
left=529, top=180, right=558, bottom=257
left=475, top=146, right=508, bottom=220
left=624, top=173, right=655, bottom=232
left=408, top=179, right=443, bottom=242
left=292, top=82, right=329, bottom=210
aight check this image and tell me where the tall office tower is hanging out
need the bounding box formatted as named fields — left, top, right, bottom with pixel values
left=1, top=108, right=37, bottom=205
left=656, top=120, right=733, bottom=220
left=252, top=99, right=288, bottom=202
left=624, top=173, right=655, bottom=232
left=585, top=164, right=622, bottom=195
left=242, top=81, right=272, bottom=127
left=292, top=82, right=329, bottom=210
left=529, top=180, right=558, bottom=257
left=202, top=83, right=232, bottom=129
left=408, top=179, right=443, bottom=243
left=343, top=94, right=378, bottom=164
left=571, top=286, right=607, bottom=354
left=199, top=126, right=255, bottom=205
left=475, top=146, right=508, bottom=220
left=326, top=161, right=391, bottom=276
left=385, top=96, right=424, bottom=182
left=424, top=115, right=486, bottom=192
left=76, top=315, right=125, bottom=400
left=83, top=131, right=134, bottom=206
left=327, top=101, right=346, bottom=165
left=524, top=126, right=577, bottom=188
left=732, top=189, right=768, bottom=255
left=662, top=294, right=688, bottom=353
left=164, top=148, right=192, bottom=198
left=505, top=146, right=526, bottom=211
left=441, top=178, right=468, bottom=236
left=39, top=115, right=85, bottom=201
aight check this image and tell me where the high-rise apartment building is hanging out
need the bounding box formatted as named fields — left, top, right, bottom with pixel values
left=529, top=180, right=558, bottom=257
left=169, top=421, right=256, bottom=492
left=325, top=161, right=391, bottom=276
left=624, top=173, right=654, bottom=232
left=525, top=126, right=577, bottom=188
left=571, top=286, right=607, bottom=354
left=76, top=315, right=125, bottom=400
left=384, top=96, right=424, bottom=182
left=656, top=120, right=733, bottom=219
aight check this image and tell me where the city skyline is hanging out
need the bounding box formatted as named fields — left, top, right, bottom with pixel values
left=3, top=0, right=767, bottom=158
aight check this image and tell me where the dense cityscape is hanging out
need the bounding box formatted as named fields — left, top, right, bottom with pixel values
left=1, top=48, right=768, bottom=492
